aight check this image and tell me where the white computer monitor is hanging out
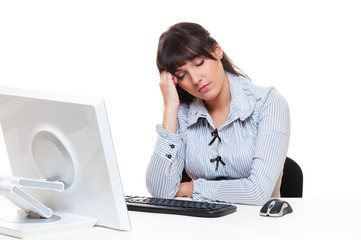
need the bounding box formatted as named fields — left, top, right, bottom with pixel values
left=0, top=87, right=131, bottom=238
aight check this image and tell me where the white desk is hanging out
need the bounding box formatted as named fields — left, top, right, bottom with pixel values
left=0, top=198, right=360, bottom=240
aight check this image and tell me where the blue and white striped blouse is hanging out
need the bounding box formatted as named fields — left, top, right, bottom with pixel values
left=146, top=73, right=290, bottom=205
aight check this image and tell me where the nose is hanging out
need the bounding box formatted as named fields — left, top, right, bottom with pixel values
left=188, top=70, right=202, bottom=85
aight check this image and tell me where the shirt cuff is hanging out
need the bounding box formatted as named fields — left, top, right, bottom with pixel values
left=153, top=124, right=180, bottom=162
left=192, top=178, right=220, bottom=202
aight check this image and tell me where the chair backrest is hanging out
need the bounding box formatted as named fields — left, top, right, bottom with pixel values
left=280, top=157, right=303, bottom=197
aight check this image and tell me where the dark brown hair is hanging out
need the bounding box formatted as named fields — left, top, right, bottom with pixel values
left=156, top=22, right=247, bottom=104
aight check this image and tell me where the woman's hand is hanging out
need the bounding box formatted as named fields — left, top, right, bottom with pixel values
left=159, top=71, right=179, bottom=110
left=175, top=182, right=193, bottom=198
left=159, top=71, right=179, bottom=133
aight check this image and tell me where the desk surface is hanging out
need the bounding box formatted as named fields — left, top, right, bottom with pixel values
left=0, top=198, right=360, bottom=240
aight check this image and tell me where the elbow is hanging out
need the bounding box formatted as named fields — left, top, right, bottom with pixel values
left=145, top=174, right=162, bottom=198
left=253, top=194, right=271, bottom=206
left=146, top=175, right=178, bottom=199
left=249, top=183, right=273, bottom=206
left=145, top=178, right=156, bottom=197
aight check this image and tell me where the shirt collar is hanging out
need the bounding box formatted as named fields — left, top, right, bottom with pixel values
left=187, top=97, right=211, bottom=127
left=227, top=72, right=256, bottom=122
left=187, top=72, right=256, bottom=128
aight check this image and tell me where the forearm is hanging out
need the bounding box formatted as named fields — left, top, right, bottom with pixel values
left=162, top=107, right=178, bottom=134
left=193, top=177, right=272, bottom=206
left=146, top=154, right=181, bottom=199
left=146, top=125, right=184, bottom=199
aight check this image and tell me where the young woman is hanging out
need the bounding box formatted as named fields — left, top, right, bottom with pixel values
left=146, top=22, right=290, bottom=205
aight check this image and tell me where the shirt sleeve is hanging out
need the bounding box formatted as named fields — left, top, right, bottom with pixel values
left=192, top=89, right=290, bottom=205
left=146, top=124, right=186, bottom=199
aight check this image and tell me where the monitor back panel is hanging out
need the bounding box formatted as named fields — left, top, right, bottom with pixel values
left=0, top=88, right=131, bottom=231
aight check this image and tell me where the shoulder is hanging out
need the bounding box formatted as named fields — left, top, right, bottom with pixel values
left=237, top=75, right=288, bottom=109
left=228, top=73, right=289, bottom=130
left=227, top=73, right=288, bottom=119
left=245, top=80, right=290, bottom=133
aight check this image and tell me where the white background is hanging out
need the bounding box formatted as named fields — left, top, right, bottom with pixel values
left=0, top=0, right=360, bottom=199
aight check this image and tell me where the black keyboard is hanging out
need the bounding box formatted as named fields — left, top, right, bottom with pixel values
left=125, top=195, right=237, bottom=218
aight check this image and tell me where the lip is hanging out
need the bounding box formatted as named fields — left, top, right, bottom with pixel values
left=198, top=83, right=211, bottom=93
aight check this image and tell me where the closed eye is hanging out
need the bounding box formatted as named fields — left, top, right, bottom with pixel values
left=195, top=59, right=204, bottom=67
left=176, top=73, right=185, bottom=80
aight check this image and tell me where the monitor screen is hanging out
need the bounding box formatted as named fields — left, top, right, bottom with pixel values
left=0, top=87, right=131, bottom=232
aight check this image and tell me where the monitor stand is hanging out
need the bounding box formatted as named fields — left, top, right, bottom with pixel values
left=0, top=209, right=96, bottom=238
left=0, top=176, right=96, bottom=238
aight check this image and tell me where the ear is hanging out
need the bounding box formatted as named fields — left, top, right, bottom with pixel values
left=212, top=44, right=223, bottom=60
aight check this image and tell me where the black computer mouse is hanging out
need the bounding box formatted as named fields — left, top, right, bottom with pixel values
left=259, top=199, right=293, bottom=217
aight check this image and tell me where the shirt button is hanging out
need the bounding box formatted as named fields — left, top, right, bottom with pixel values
left=169, top=144, right=175, bottom=149
left=166, top=154, right=172, bottom=159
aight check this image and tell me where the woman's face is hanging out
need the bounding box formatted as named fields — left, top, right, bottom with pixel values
left=174, top=45, right=227, bottom=102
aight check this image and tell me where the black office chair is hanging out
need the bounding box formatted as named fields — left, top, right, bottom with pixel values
left=280, top=157, right=303, bottom=197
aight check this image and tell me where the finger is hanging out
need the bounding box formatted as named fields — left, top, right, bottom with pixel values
left=160, top=71, right=167, bottom=81
left=160, top=72, right=170, bottom=86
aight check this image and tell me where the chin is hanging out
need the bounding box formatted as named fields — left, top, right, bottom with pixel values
left=198, top=92, right=218, bottom=101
